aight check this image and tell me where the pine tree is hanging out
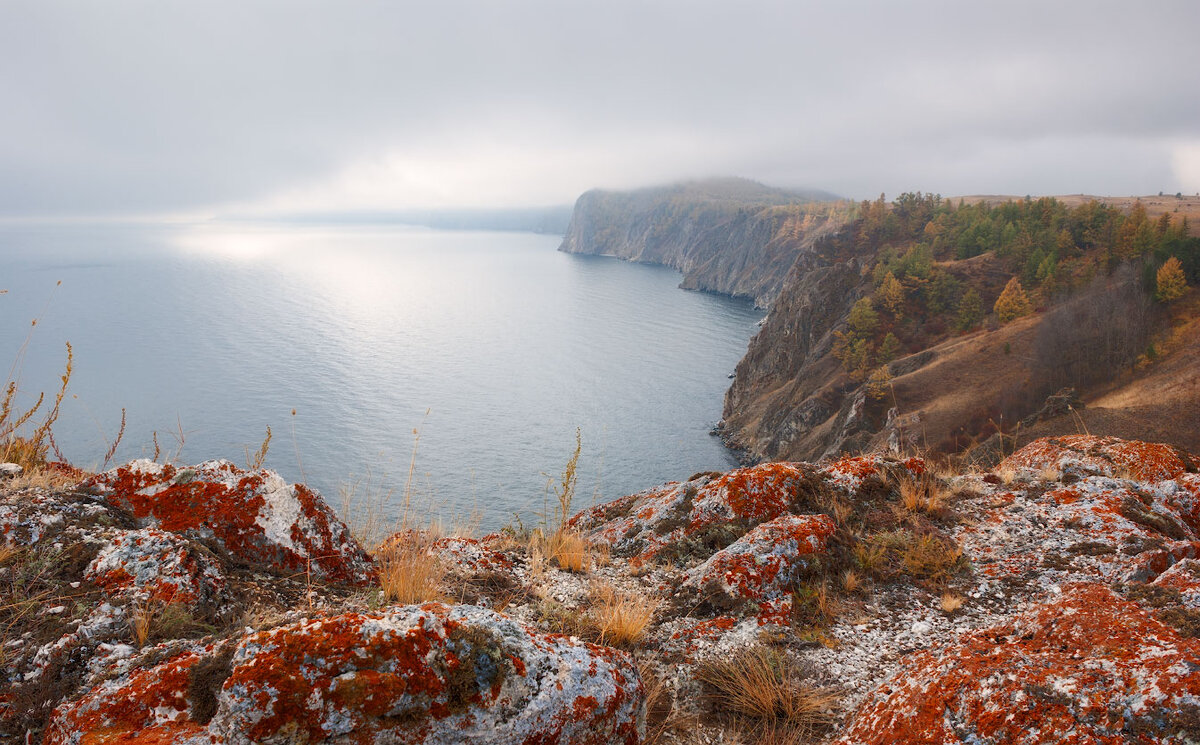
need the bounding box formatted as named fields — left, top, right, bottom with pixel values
left=878, top=332, right=902, bottom=364
left=956, top=289, right=983, bottom=331
left=1156, top=257, right=1187, bottom=303
left=994, top=277, right=1033, bottom=323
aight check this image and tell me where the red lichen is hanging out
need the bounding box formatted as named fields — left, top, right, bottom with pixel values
left=84, top=461, right=373, bottom=585
left=45, top=648, right=208, bottom=745
left=838, top=583, right=1200, bottom=745
left=1000, top=435, right=1194, bottom=482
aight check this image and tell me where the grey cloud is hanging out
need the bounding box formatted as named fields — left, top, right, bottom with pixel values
left=2, top=0, right=1198, bottom=216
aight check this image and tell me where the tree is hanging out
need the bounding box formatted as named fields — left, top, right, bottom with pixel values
left=994, top=277, right=1033, bottom=323
left=847, top=297, right=879, bottom=335
left=878, top=332, right=902, bottom=364
left=1156, top=256, right=1187, bottom=303
left=956, top=288, right=983, bottom=331
left=877, top=271, right=906, bottom=319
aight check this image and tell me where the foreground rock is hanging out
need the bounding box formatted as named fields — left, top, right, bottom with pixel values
left=84, top=459, right=374, bottom=585
left=8, top=437, right=1200, bottom=744
left=838, top=583, right=1200, bottom=744
left=46, top=603, right=643, bottom=745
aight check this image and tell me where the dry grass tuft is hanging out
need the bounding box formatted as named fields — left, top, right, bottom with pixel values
left=901, top=534, right=964, bottom=584
left=940, top=592, right=964, bottom=615
left=696, top=645, right=840, bottom=736
left=376, top=532, right=447, bottom=605
left=129, top=598, right=154, bottom=647
left=839, top=569, right=862, bottom=595
left=537, top=528, right=590, bottom=573
left=899, top=474, right=948, bottom=515
left=589, top=582, right=660, bottom=647
left=995, top=466, right=1018, bottom=485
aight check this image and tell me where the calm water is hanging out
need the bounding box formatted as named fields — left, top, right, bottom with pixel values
left=0, top=222, right=763, bottom=530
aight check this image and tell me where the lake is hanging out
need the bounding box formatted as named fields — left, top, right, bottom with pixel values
left=0, top=221, right=763, bottom=532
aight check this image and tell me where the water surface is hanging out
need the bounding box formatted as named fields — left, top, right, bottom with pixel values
left=0, top=222, right=763, bottom=530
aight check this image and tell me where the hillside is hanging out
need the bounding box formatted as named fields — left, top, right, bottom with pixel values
left=721, top=193, right=1200, bottom=464
left=559, top=178, right=846, bottom=307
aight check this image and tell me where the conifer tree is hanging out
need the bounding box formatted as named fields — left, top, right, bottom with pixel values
left=994, top=277, right=1033, bottom=323
left=956, top=289, right=983, bottom=331
left=1156, top=256, right=1187, bottom=303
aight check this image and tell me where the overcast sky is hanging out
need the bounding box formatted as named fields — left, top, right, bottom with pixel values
left=3, top=0, right=1199, bottom=218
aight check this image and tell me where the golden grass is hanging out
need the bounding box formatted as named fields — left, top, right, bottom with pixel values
left=589, top=582, right=659, bottom=647
left=901, top=534, right=965, bottom=583
left=940, top=592, right=964, bottom=615
left=5, top=465, right=86, bottom=491
left=899, top=473, right=948, bottom=514
left=696, top=646, right=840, bottom=734
left=129, top=598, right=154, bottom=648
left=376, top=532, right=447, bottom=605
left=839, top=569, right=862, bottom=594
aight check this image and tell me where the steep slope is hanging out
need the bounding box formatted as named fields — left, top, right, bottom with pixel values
left=559, top=178, right=844, bottom=307
left=722, top=194, right=1200, bottom=463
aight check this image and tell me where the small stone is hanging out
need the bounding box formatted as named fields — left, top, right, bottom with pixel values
left=0, top=463, right=21, bottom=478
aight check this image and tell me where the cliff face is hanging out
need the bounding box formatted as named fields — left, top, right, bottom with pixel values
left=560, top=178, right=842, bottom=307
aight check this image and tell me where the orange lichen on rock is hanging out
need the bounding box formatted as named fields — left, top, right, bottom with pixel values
left=684, top=513, right=835, bottom=603
left=44, top=647, right=211, bottom=745
left=838, top=583, right=1200, bottom=745
left=1000, top=435, right=1195, bottom=482
left=83, top=460, right=374, bottom=585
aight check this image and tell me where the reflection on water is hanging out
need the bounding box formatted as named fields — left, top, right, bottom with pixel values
left=0, top=221, right=763, bottom=530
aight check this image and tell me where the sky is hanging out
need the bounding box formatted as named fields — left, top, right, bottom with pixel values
left=3, top=0, right=1199, bottom=219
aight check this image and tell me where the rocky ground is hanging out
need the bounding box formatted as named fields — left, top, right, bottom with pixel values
left=1, top=435, right=1199, bottom=743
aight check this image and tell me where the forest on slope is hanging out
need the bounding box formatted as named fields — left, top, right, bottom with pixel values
left=722, top=192, right=1200, bottom=463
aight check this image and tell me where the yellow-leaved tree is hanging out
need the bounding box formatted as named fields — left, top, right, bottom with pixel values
left=1156, top=256, right=1187, bottom=303
left=993, top=277, right=1032, bottom=323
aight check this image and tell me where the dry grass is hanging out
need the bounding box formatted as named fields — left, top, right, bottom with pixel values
left=696, top=645, right=840, bottom=737
left=995, top=466, right=1018, bottom=485
left=529, top=430, right=594, bottom=573
left=536, top=528, right=591, bottom=573
left=589, top=582, right=659, bottom=647
left=129, top=598, right=154, bottom=647
left=940, top=592, right=964, bottom=615
left=5, top=465, right=86, bottom=491
left=839, top=569, right=862, bottom=594
left=899, top=474, right=948, bottom=515
left=376, top=532, right=447, bottom=605
left=901, top=534, right=965, bottom=584
left=852, top=543, right=885, bottom=574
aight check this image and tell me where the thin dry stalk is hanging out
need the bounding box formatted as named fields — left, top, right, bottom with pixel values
left=100, top=406, right=126, bottom=469
left=245, top=425, right=271, bottom=470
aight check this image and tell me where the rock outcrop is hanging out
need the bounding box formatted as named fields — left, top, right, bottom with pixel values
left=46, top=604, right=644, bottom=745
left=83, top=459, right=375, bottom=585
left=838, top=583, right=1200, bottom=744
left=559, top=178, right=843, bottom=307
left=7, top=436, right=1200, bottom=744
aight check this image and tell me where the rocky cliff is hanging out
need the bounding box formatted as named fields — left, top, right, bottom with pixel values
left=559, top=178, right=843, bottom=307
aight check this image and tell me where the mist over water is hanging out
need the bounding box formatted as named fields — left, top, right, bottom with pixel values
left=0, top=222, right=763, bottom=530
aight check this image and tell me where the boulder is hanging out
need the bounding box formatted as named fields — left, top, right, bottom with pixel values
left=683, top=513, right=836, bottom=603
left=999, top=435, right=1195, bottom=482
left=84, top=460, right=373, bottom=585
left=46, top=604, right=644, bottom=745
left=838, top=583, right=1200, bottom=744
